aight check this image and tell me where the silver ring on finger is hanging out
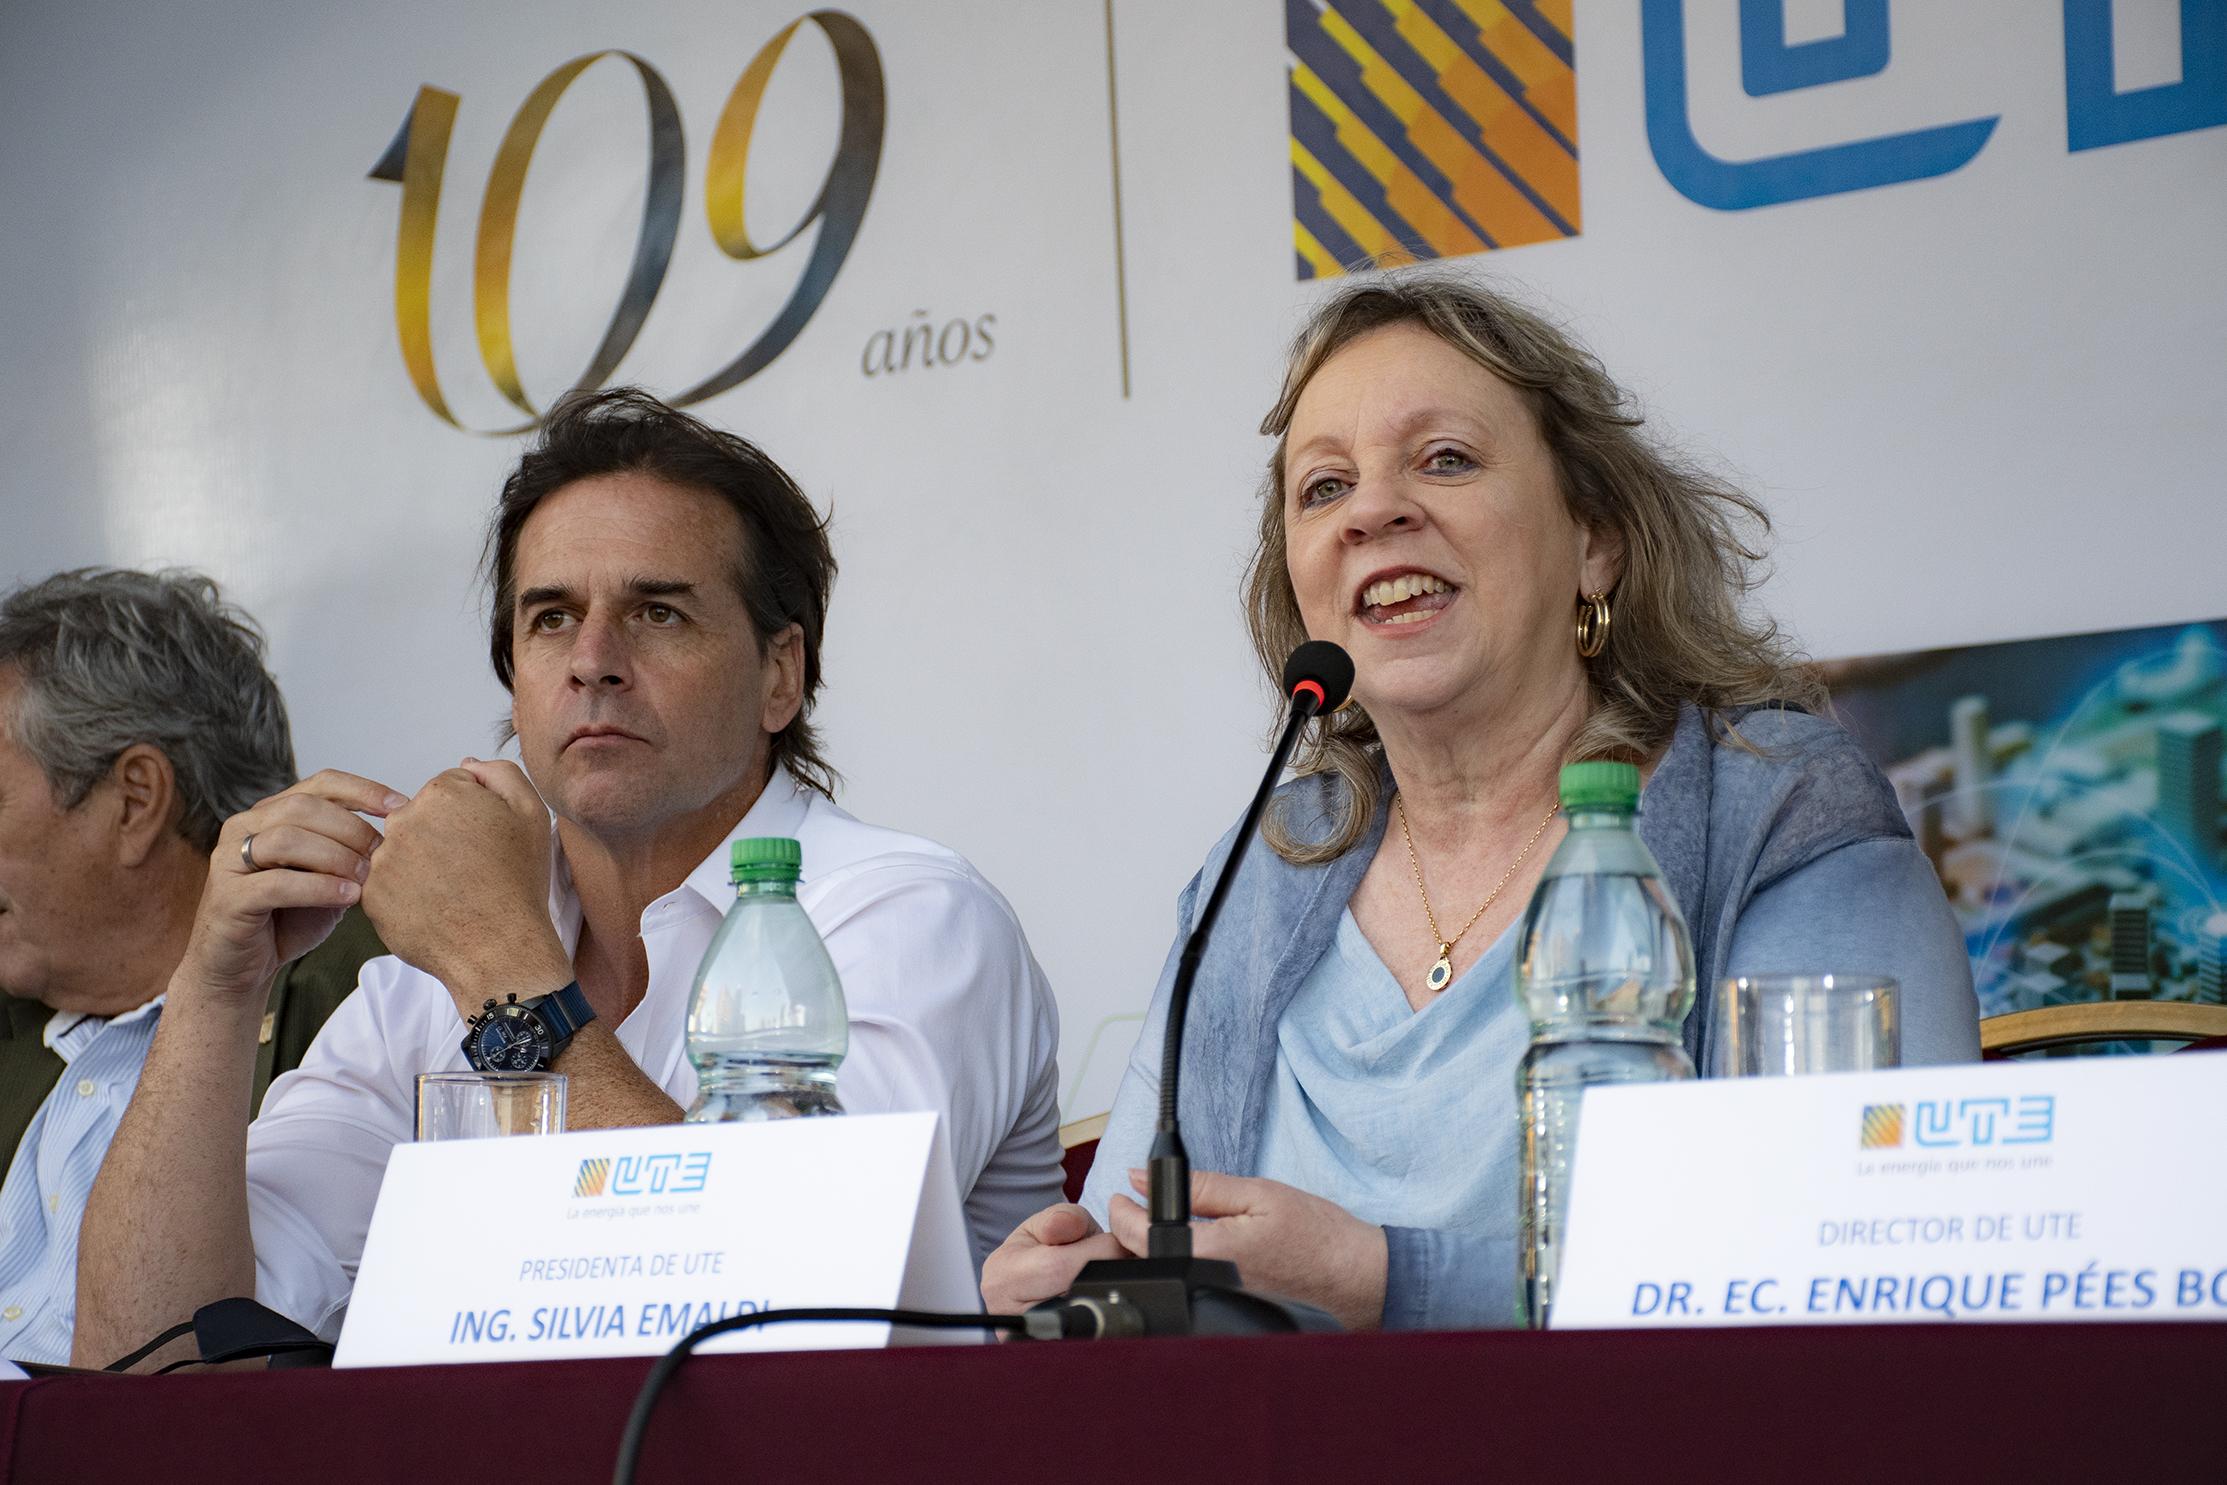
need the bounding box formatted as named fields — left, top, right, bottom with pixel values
left=240, top=833, right=261, bottom=871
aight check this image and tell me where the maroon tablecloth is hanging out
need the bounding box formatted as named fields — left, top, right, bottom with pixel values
left=3, top=1322, right=2218, bottom=1482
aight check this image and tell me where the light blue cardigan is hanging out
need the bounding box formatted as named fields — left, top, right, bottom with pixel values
left=1080, top=704, right=1979, bottom=1327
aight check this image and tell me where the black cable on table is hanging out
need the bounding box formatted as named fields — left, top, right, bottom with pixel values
left=103, top=1320, right=196, bottom=1372
left=612, top=1307, right=1029, bottom=1485
left=150, top=1338, right=332, bottom=1375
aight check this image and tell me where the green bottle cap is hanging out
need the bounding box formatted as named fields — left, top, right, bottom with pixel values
left=1558, top=760, right=1640, bottom=813
left=730, top=836, right=803, bottom=884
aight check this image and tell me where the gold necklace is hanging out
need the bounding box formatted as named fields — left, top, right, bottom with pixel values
left=1394, top=792, right=1562, bottom=993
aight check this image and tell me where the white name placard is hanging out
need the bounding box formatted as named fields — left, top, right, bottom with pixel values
left=1552, top=1053, right=2227, bottom=1329
left=334, top=1112, right=978, bottom=1367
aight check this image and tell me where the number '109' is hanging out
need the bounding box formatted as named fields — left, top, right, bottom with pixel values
left=368, top=10, right=884, bottom=434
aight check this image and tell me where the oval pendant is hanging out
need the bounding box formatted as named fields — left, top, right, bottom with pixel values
left=1426, top=954, right=1453, bottom=992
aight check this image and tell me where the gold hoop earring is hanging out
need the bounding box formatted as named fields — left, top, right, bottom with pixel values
left=1575, top=591, right=1611, bottom=659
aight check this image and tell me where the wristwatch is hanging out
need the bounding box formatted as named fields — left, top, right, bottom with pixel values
left=461, top=981, right=595, bottom=1073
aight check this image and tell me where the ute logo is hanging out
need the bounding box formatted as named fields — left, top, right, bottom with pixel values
left=572, top=1152, right=713, bottom=1199
left=1859, top=1095, right=2056, bottom=1151
left=1286, top=1, right=2226, bottom=277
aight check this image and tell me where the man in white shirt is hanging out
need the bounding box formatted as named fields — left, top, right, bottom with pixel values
left=73, top=389, right=1063, bottom=1366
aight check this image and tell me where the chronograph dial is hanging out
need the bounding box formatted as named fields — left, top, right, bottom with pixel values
left=460, top=984, right=594, bottom=1073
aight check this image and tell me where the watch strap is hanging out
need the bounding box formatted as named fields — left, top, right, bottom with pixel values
left=532, top=980, right=595, bottom=1049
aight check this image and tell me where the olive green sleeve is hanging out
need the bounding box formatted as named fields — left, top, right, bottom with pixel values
left=252, top=907, right=390, bottom=1114
left=0, top=995, right=65, bottom=1172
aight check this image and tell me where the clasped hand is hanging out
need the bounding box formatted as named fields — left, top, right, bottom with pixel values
left=980, top=1170, right=1388, bottom=1331
left=363, top=758, right=569, bottom=1015
left=179, top=758, right=565, bottom=1023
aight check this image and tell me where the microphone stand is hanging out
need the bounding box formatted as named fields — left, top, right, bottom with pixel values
left=1050, top=685, right=1342, bottom=1336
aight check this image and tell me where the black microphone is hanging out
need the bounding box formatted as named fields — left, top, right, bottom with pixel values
left=1033, top=641, right=1353, bottom=1337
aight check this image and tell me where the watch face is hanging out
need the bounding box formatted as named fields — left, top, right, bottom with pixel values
left=474, top=1007, right=551, bottom=1072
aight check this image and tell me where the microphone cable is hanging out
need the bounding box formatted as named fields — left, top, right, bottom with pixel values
left=101, top=1297, right=335, bottom=1373
left=1147, top=639, right=1353, bottom=1251
left=101, top=1320, right=196, bottom=1373
left=613, top=1302, right=1110, bottom=1485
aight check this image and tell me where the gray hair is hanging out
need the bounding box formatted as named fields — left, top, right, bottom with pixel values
left=0, top=569, right=297, bottom=852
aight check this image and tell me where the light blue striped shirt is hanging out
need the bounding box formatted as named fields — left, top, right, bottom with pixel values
left=0, top=997, right=164, bottom=1365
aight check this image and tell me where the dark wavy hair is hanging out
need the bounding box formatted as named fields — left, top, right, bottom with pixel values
left=1246, top=272, right=1823, bottom=864
left=483, top=387, right=839, bottom=798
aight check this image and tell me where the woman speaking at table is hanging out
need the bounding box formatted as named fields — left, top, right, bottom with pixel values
left=982, top=273, right=1980, bottom=1329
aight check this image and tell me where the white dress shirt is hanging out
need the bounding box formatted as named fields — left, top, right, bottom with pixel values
left=245, top=767, right=1062, bottom=1339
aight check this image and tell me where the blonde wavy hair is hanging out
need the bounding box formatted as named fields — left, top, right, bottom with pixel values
left=1245, top=272, right=1823, bottom=864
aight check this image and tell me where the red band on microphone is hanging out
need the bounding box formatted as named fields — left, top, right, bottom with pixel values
left=1291, top=680, right=1326, bottom=709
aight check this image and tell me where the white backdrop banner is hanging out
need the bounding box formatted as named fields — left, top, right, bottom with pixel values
left=3, top=2, right=2222, bottom=1114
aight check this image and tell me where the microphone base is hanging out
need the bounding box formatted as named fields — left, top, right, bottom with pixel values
left=1058, top=1256, right=1343, bottom=1337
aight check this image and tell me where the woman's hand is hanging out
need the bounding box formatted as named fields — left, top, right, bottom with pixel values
left=980, top=1203, right=1130, bottom=1314
left=1108, top=1170, right=1388, bottom=1331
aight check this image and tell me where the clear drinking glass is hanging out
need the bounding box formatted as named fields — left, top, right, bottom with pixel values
left=414, top=1071, right=567, bottom=1140
left=1707, top=974, right=1899, bottom=1077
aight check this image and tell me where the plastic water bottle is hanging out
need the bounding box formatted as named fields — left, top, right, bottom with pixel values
left=1514, top=762, right=1695, bottom=1328
left=684, top=837, right=848, bottom=1122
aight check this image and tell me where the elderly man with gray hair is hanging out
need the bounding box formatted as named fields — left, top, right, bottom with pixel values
left=0, top=568, right=381, bottom=1366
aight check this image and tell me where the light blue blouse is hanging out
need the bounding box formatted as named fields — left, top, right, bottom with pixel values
left=1081, top=704, right=1983, bottom=1329
left=1252, top=909, right=1524, bottom=1234
left=1231, top=837, right=1978, bottom=1320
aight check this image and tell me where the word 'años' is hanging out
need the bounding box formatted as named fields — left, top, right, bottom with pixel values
left=863, top=311, right=997, bottom=377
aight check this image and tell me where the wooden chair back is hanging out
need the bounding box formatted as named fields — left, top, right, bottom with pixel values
left=1980, top=1000, right=2227, bottom=1058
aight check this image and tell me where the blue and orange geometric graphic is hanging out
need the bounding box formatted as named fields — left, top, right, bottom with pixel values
left=1860, top=1104, right=1906, bottom=1150
left=573, top=1158, right=611, bottom=1198
left=1286, top=0, right=1580, bottom=280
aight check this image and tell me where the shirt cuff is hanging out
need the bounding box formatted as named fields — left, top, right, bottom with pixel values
left=1381, top=1225, right=1520, bottom=1331
left=1382, top=1226, right=1436, bottom=1330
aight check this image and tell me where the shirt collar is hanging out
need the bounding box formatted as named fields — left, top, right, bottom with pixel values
left=42, top=993, right=165, bottom=1059
left=542, top=765, right=816, bottom=945
left=679, top=764, right=813, bottom=911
